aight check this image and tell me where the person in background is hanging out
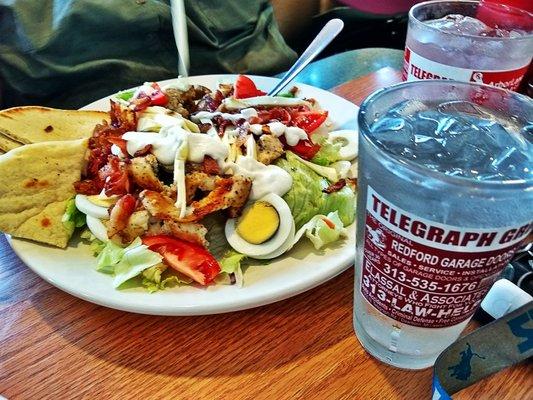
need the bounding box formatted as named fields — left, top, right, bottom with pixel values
left=0, top=0, right=296, bottom=109
left=337, top=0, right=422, bottom=15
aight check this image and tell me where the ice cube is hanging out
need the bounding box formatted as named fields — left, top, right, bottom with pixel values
left=370, top=99, right=532, bottom=181
left=438, top=101, right=493, bottom=120
left=389, top=100, right=428, bottom=118
left=371, top=116, right=408, bottom=132
left=425, top=14, right=490, bottom=36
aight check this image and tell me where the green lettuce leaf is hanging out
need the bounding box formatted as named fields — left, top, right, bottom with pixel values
left=62, top=197, right=86, bottom=235
left=220, top=250, right=247, bottom=274
left=94, top=238, right=163, bottom=288
left=311, top=137, right=343, bottom=166
left=215, top=250, right=247, bottom=286
left=294, top=211, right=348, bottom=250
left=80, top=229, right=106, bottom=256
left=277, top=92, right=295, bottom=98
left=203, top=213, right=232, bottom=259
left=321, top=185, right=356, bottom=228
left=141, top=264, right=192, bottom=293
left=276, top=152, right=356, bottom=230
left=115, top=89, right=135, bottom=101
left=96, top=240, right=125, bottom=274
left=288, top=151, right=338, bottom=182
left=113, top=238, right=163, bottom=288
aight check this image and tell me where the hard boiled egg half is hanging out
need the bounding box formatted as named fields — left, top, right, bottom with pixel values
left=75, top=194, right=117, bottom=242
left=225, top=193, right=295, bottom=260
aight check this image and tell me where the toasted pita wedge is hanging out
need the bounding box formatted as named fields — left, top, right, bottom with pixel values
left=0, top=106, right=108, bottom=145
left=0, top=139, right=88, bottom=248
left=0, top=132, right=24, bottom=152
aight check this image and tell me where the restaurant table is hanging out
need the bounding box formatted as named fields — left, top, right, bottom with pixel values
left=1, top=67, right=531, bottom=400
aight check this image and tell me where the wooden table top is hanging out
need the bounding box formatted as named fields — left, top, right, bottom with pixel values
left=1, top=67, right=531, bottom=400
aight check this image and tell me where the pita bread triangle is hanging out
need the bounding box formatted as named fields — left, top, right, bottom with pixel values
left=0, top=106, right=108, bottom=145
left=0, top=139, right=88, bottom=247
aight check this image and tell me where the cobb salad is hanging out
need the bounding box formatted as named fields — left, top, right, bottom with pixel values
left=65, top=75, right=358, bottom=291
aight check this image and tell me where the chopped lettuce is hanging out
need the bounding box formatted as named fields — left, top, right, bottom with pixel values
left=141, top=264, right=191, bottom=293
left=80, top=229, right=106, bottom=256
left=113, top=239, right=163, bottom=288
left=62, top=197, right=86, bottom=235
left=95, top=238, right=163, bottom=288
left=115, top=89, right=135, bottom=101
left=215, top=250, right=247, bottom=287
left=203, top=213, right=232, bottom=259
left=311, top=137, right=343, bottom=166
left=277, top=92, right=295, bottom=98
left=96, top=240, right=124, bottom=274
left=220, top=250, right=247, bottom=274
left=289, top=151, right=338, bottom=182
left=276, top=152, right=356, bottom=230
left=293, top=211, right=348, bottom=250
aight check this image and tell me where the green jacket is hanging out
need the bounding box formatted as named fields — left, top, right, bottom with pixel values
left=0, top=0, right=296, bottom=108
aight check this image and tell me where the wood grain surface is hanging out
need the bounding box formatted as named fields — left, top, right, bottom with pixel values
left=1, top=68, right=531, bottom=400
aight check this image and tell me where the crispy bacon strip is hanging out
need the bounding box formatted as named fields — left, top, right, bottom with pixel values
left=323, top=179, right=346, bottom=194
left=75, top=100, right=137, bottom=195
left=202, top=156, right=221, bottom=175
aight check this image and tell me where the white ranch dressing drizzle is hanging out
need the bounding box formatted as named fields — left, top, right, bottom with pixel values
left=191, top=108, right=258, bottom=123
left=122, top=124, right=228, bottom=166
left=249, top=122, right=307, bottom=146
left=229, top=156, right=292, bottom=201
left=222, top=96, right=310, bottom=110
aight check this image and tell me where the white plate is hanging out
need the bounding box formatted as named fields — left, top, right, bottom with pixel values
left=8, top=75, right=358, bottom=315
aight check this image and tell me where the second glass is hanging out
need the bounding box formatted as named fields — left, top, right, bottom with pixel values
left=403, top=0, right=533, bottom=91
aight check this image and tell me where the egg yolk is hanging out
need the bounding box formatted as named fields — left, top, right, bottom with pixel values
left=87, top=195, right=117, bottom=208
left=236, top=201, right=280, bottom=244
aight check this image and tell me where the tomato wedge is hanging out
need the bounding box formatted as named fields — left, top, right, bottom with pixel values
left=288, top=139, right=321, bottom=160
left=130, top=82, right=168, bottom=111
left=234, top=75, right=266, bottom=99
left=291, top=110, right=328, bottom=134
left=146, top=82, right=168, bottom=106
left=142, top=235, right=221, bottom=285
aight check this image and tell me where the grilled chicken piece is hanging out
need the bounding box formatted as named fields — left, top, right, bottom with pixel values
left=141, top=171, right=251, bottom=223
left=140, top=190, right=182, bottom=221
left=107, top=194, right=136, bottom=238
left=129, top=155, right=164, bottom=191
left=257, top=134, right=284, bottom=165
left=147, top=219, right=208, bottom=247
left=226, top=175, right=253, bottom=218
left=181, top=175, right=252, bottom=222
left=140, top=190, right=209, bottom=246
left=185, top=172, right=217, bottom=204
left=113, top=210, right=150, bottom=244
left=165, top=86, right=211, bottom=117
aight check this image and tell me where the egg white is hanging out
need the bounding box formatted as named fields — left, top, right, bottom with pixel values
left=86, top=215, right=109, bottom=242
left=327, top=130, right=358, bottom=160
left=75, top=194, right=109, bottom=219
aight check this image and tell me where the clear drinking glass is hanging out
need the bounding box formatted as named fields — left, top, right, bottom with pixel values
left=403, top=0, right=533, bottom=91
left=353, top=80, right=533, bottom=369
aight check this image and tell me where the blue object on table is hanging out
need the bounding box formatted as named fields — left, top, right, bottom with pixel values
left=432, top=301, right=533, bottom=399
left=275, top=48, right=404, bottom=90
